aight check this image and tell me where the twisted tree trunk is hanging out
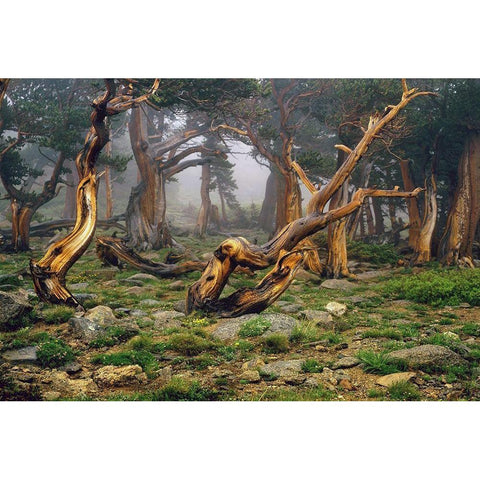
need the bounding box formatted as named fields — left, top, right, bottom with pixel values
left=30, top=79, right=159, bottom=308
left=439, top=132, right=480, bottom=266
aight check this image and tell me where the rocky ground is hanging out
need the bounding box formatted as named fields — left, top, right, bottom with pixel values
left=1, top=233, right=479, bottom=401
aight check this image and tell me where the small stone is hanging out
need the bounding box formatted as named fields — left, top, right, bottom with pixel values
left=279, top=304, right=303, bottom=314
left=70, top=282, right=89, bottom=291
left=2, top=346, right=38, bottom=364
left=212, top=368, right=233, bottom=378
left=0, top=291, right=33, bottom=330
left=75, top=293, right=98, bottom=302
left=84, top=306, right=117, bottom=325
left=44, top=391, right=62, bottom=401
left=139, top=299, right=162, bottom=307
left=376, top=372, right=416, bottom=387
left=169, top=280, right=185, bottom=291
left=126, top=286, right=146, bottom=295
left=300, top=310, right=334, bottom=329
left=173, top=300, right=186, bottom=313
left=239, top=370, right=261, bottom=383
left=303, top=377, right=319, bottom=388
left=443, top=331, right=460, bottom=341
left=94, top=365, right=147, bottom=387
left=127, top=273, right=158, bottom=282
left=331, top=356, right=360, bottom=370
left=260, top=359, right=303, bottom=378
left=129, top=309, right=148, bottom=318
left=69, top=317, right=104, bottom=342
left=242, top=357, right=265, bottom=370
left=325, top=301, right=347, bottom=317
left=59, top=362, right=82, bottom=374
left=339, top=379, right=355, bottom=391
left=104, top=280, right=119, bottom=287
left=320, top=279, right=355, bottom=291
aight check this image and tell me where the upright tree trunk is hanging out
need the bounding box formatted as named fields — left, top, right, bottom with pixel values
left=126, top=107, right=172, bottom=250
left=104, top=138, right=113, bottom=219
left=194, top=163, right=212, bottom=238
left=218, top=189, right=228, bottom=224
left=439, top=132, right=480, bottom=266
left=258, top=170, right=277, bottom=234
left=274, top=170, right=302, bottom=233
left=326, top=150, right=351, bottom=278
left=365, top=197, right=375, bottom=236
left=399, top=159, right=421, bottom=248
left=373, top=199, right=385, bottom=235
left=10, top=203, right=34, bottom=251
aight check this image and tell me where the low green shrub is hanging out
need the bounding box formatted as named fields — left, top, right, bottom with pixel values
left=301, top=359, right=324, bottom=373
left=348, top=241, right=399, bottom=265
left=357, top=349, right=406, bottom=375
left=388, top=381, right=420, bottom=401
left=262, top=334, right=289, bottom=353
left=36, top=339, right=75, bottom=368
left=382, top=269, right=480, bottom=307
left=42, top=306, right=75, bottom=325
left=238, top=316, right=271, bottom=337
left=167, top=333, right=213, bottom=356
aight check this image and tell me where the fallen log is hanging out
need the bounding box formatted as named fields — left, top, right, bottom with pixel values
left=95, top=236, right=206, bottom=277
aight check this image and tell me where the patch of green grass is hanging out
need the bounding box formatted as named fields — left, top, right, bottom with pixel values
left=36, top=338, right=75, bottom=368
left=290, top=322, right=322, bottom=343
left=382, top=268, right=480, bottom=307
left=89, top=326, right=138, bottom=348
left=193, top=353, right=219, bottom=370
left=216, top=345, right=236, bottom=361
left=259, top=370, right=279, bottom=381
left=388, top=381, right=420, bottom=401
left=348, top=241, right=399, bottom=265
left=238, top=316, right=272, bottom=337
left=367, top=388, right=385, bottom=399
left=148, top=377, right=220, bottom=401
left=301, top=359, right=324, bottom=373
left=250, top=385, right=335, bottom=401
left=42, top=306, right=75, bottom=325
left=92, top=350, right=158, bottom=376
left=421, top=333, right=463, bottom=352
left=262, top=334, right=289, bottom=353
left=458, top=323, right=480, bottom=337
left=320, top=332, right=344, bottom=345
left=167, top=333, right=214, bottom=356
left=362, top=328, right=403, bottom=341
left=357, top=350, right=406, bottom=375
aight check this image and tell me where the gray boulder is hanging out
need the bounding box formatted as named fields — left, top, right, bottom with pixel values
left=386, top=345, right=467, bottom=369
left=0, top=291, right=33, bottom=329
left=2, top=346, right=38, bottom=364
left=260, top=359, right=303, bottom=378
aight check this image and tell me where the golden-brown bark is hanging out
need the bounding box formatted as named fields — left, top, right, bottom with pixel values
left=439, top=132, right=480, bottom=267
left=187, top=187, right=422, bottom=316
left=30, top=79, right=159, bottom=308
left=187, top=81, right=432, bottom=316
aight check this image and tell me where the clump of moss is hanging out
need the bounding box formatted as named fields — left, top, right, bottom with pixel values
left=36, top=339, right=75, bottom=368
left=167, top=333, right=214, bottom=356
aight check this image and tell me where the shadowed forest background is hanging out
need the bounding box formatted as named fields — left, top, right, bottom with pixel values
left=0, top=78, right=479, bottom=401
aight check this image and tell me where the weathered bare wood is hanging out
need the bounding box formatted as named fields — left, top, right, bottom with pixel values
left=30, top=80, right=159, bottom=308
left=95, top=236, right=206, bottom=277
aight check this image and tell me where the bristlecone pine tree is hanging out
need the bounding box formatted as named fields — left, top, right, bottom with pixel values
left=186, top=80, right=433, bottom=317
left=30, top=79, right=159, bottom=309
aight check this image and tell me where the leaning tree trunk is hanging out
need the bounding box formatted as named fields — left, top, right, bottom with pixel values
left=10, top=203, right=34, bottom=251
left=399, top=158, right=422, bottom=249
left=373, top=199, right=385, bottom=235
left=30, top=79, right=158, bottom=308
left=258, top=170, right=277, bottom=235
left=194, top=162, right=212, bottom=238
left=439, top=132, right=480, bottom=267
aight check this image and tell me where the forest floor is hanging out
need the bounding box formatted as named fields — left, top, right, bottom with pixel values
left=1, top=229, right=479, bottom=401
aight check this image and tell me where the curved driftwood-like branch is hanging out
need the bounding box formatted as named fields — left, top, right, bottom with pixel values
left=30, top=80, right=159, bottom=309
left=191, top=250, right=306, bottom=317
left=187, top=187, right=423, bottom=315
left=95, top=236, right=206, bottom=277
